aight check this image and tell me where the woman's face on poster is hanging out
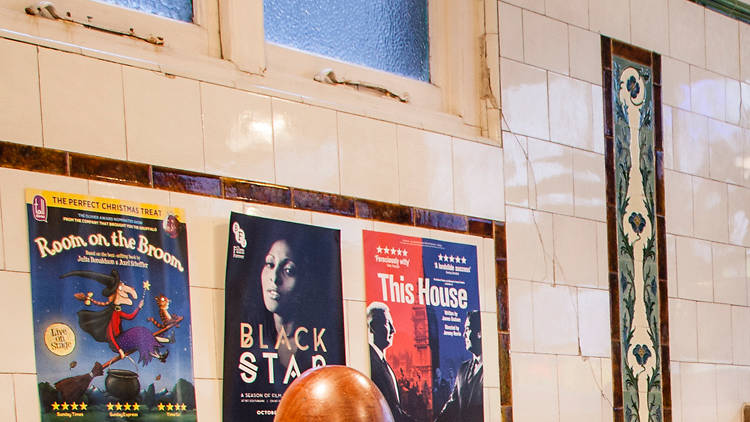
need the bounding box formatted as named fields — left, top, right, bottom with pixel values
left=261, top=239, right=299, bottom=314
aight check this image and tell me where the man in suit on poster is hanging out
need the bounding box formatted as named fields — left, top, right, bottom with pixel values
left=367, top=302, right=413, bottom=422
left=435, top=310, right=484, bottom=422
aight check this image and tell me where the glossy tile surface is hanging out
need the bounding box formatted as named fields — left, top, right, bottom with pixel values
left=630, top=0, right=669, bottom=54
left=696, top=302, right=732, bottom=363
left=527, top=137, right=574, bottom=215
left=0, top=272, right=36, bottom=372
left=691, top=66, right=726, bottom=121
left=532, top=283, right=579, bottom=354
left=569, top=26, right=602, bottom=86
left=557, top=356, right=604, bottom=422
left=0, top=39, right=41, bottom=146
left=692, top=176, right=728, bottom=243
left=545, top=0, right=587, bottom=28
left=397, top=126, right=454, bottom=212
left=508, top=279, right=534, bottom=352
left=553, top=214, right=598, bottom=287
left=708, top=119, right=743, bottom=184
left=577, top=288, right=611, bottom=357
left=452, top=137, right=505, bottom=221
left=589, top=0, right=631, bottom=43
left=573, top=149, right=605, bottom=221
left=662, top=57, right=692, bottom=110
left=712, top=243, right=747, bottom=306
left=665, top=170, right=694, bottom=236
left=728, top=185, right=750, bottom=246
left=511, top=352, right=559, bottom=421
left=500, top=58, right=550, bottom=140
left=506, top=206, right=554, bottom=282
left=499, top=2, right=524, bottom=61
left=672, top=109, right=709, bottom=177
left=705, top=9, right=740, bottom=79
left=668, top=0, right=706, bottom=67
left=680, top=363, right=717, bottom=422
left=523, top=10, right=569, bottom=75
left=549, top=73, right=594, bottom=150
left=675, top=236, right=713, bottom=301
left=668, top=298, right=698, bottom=361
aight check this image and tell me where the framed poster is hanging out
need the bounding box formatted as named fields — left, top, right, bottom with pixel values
left=364, top=230, right=483, bottom=422
left=25, top=189, right=196, bottom=421
left=222, top=213, right=346, bottom=421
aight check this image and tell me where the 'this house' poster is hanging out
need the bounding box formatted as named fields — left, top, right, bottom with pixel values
left=364, top=230, right=484, bottom=422
left=26, top=189, right=197, bottom=421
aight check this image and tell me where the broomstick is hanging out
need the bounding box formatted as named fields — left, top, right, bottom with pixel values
left=54, top=316, right=183, bottom=402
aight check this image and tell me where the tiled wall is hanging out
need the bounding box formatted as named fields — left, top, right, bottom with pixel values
left=501, top=0, right=750, bottom=421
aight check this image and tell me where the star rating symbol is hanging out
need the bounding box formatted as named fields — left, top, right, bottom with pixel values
left=51, top=402, right=60, bottom=411
left=449, top=255, right=455, bottom=263
left=123, top=403, right=131, bottom=411
left=115, top=402, right=123, bottom=411
left=143, top=280, right=151, bottom=291
left=181, top=403, right=187, bottom=411
left=158, top=403, right=166, bottom=411
left=166, top=403, right=174, bottom=411
left=61, top=402, right=69, bottom=410
left=70, top=402, right=79, bottom=411
left=132, top=403, right=140, bottom=411
left=377, top=246, right=383, bottom=253
left=461, top=256, right=467, bottom=264
left=80, top=402, right=88, bottom=411
left=107, top=403, right=114, bottom=411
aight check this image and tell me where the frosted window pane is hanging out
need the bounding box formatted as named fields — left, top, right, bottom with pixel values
left=264, top=0, right=430, bottom=81
left=95, top=0, right=193, bottom=22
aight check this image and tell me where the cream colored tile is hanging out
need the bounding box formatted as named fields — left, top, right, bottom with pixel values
left=452, top=138, right=504, bottom=221
left=553, top=214, right=598, bottom=287
left=0, top=271, right=35, bottom=373
left=669, top=297, right=698, bottom=361
left=667, top=234, right=678, bottom=296
left=506, top=206, right=554, bottom=282
left=596, top=222, right=608, bottom=289
left=338, top=114, right=399, bottom=203
left=272, top=99, right=339, bottom=194
left=0, top=202, right=4, bottom=270
left=88, top=181, right=168, bottom=205
left=740, top=367, right=750, bottom=414
left=528, top=137, right=574, bottom=215
left=0, top=375, right=14, bottom=422
left=532, top=283, right=578, bottom=354
left=503, top=131, right=530, bottom=207
left=242, top=203, right=312, bottom=224
left=557, top=355, right=603, bottom=422
left=672, top=109, right=709, bottom=177
left=500, top=58, right=550, bottom=140
left=503, top=0, right=544, bottom=14
left=671, top=362, right=683, bottom=422
left=508, top=278, right=534, bottom=352
left=712, top=243, right=747, bottom=306
left=742, top=84, right=750, bottom=129
left=545, top=0, right=587, bottom=28
left=747, top=248, right=750, bottom=306
left=123, top=67, right=204, bottom=171
left=482, top=238, right=498, bottom=315
left=662, top=57, right=692, bottom=110
left=742, top=24, right=750, bottom=83
left=691, top=66, right=726, bottom=121
left=591, top=85, right=605, bottom=154
left=577, top=288, right=610, bottom=357
left=195, top=379, right=222, bottom=422
left=397, top=126, right=454, bottom=212
left=483, top=387, right=502, bottom=422
left=523, top=10, right=569, bottom=75
left=211, top=289, right=225, bottom=372
left=573, top=149, right=605, bottom=221
left=345, top=300, right=369, bottom=374
left=663, top=105, right=675, bottom=170
left=744, top=130, right=750, bottom=187
left=589, top=0, right=630, bottom=42
left=630, top=0, right=669, bottom=54
left=696, top=302, right=732, bottom=363
left=726, top=78, right=741, bottom=126
left=13, top=373, right=40, bottom=422
left=708, top=119, right=743, bottom=184
left=692, top=177, right=728, bottom=243
left=481, top=311, right=501, bottom=388
left=0, top=39, right=41, bottom=146
left=512, top=352, right=559, bottom=421
left=549, top=73, right=594, bottom=150
left=731, top=306, right=750, bottom=364
left=311, top=213, right=372, bottom=302
left=170, top=193, right=242, bottom=289
left=0, top=169, right=88, bottom=272
left=705, top=10, right=740, bottom=79
left=716, top=365, right=741, bottom=422
left=201, top=83, right=274, bottom=182
left=569, top=27, right=602, bottom=86
left=371, top=221, right=431, bottom=239
left=680, top=363, right=717, bottom=422
left=190, top=286, right=219, bottom=379
left=668, top=0, right=706, bottom=67
left=665, top=170, right=694, bottom=236
left=39, top=49, right=125, bottom=159
left=675, top=236, right=713, bottom=301
left=499, top=2, right=524, bottom=61
left=600, top=358, right=613, bottom=422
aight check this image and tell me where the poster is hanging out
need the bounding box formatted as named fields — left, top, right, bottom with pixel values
left=364, top=230, right=483, bottom=422
left=222, top=213, right=346, bottom=421
left=25, top=189, right=197, bottom=421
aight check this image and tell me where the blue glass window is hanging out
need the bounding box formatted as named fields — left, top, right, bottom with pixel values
left=264, top=0, right=430, bottom=82
left=95, top=0, right=193, bottom=22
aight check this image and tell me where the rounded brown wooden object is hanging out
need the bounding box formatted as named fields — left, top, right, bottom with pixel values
left=274, top=365, right=394, bottom=422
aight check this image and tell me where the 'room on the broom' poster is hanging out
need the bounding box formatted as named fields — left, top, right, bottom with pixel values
left=25, top=189, right=197, bottom=421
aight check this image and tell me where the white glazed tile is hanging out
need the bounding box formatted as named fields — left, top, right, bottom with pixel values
left=745, top=129, right=750, bottom=187
left=680, top=363, right=717, bottom=422
left=671, top=362, right=683, bottom=422
left=600, top=358, right=613, bottom=422
left=545, top=0, right=587, bottom=28
left=573, top=149, right=605, bottom=221
left=742, top=24, right=750, bottom=83
left=345, top=300, right=369, bottom=374
left=506, top=206, right=554, bottom=282
left=692, top=177, right=728, bottom=243
left=0, top=168, right=88, bottom=272
left=508, top=278, right=534, bottom=352
left=669, top=298, right=698, bottom=361
left=665, top=170, right=694, bottom=236
left=731, top=306, right=750, bottom=364
left=195, top=379, right=222, bottom=422
left=170, top=193, right=242, bottom=289
left=569, top=26, right=602, bottom=86
left=272, top=99, right=339, bottom=194
left=481, top=311, right=501, bottom=388
left=123, top=67, right=204, bottom=172
left=668, top=0, right=706, bottom=67
left=675, top=236, right=713, bottom=301
left=503, top=0, right=544, bottom=13
left=741, top=367, right=750, bottom=414
left=523, top=10, right=569, bottom=75
left=0, top=375, right=14, bottom=422
left=630, top=0, right=669, bottom=54
left=211, top=289, right=225, bottom=373
left=577, top=287, right=610, bottom=357
left=662, top=57, right=692, bottom=110
left=242, top=203, right=312, bottom=224
left=705, top=9, right=740, bottom=79
left=499, top=2, right=524, bottom=61
left=549, top=73, right=593, bottom=150
left=716, top=365, right=741, bottom=422
left=532, top=283, right=578, bottom=354
left=483, top=387, right=502, bottom=422
left=747, top=248, right=750, bottom=307
left=527, top=137, right=574, bottom=215
left=663, top=105, right=675, bottom=170
left=452, top=138, right=504, bottom=221
left=667, top=234, right=678, bottom=296
left=696, top=302, right=732, bottom=363
left=557, top=355, right=603, bottom=422
left=0, top=200, right=4, bottom=270
left=726, top=79, right=742, bottom=128
left=13, top=374, right=40, bottom=422
left=691, top=66, right=726, bottom=121
left=371, top=221, right=431, bottom=239
left=672, top=109, right=709, bottom=177
left=88, top=181, right=169, bottom=205
left=712, top=243, right=747, bottom=306
left=589, top=0, right=630, bottom=43
left=0, top=271, right=36, bottom=373
left=397, top=126, right=454, bottom=213
left=500, top=58, right=550, bottom=140
left=503, top=131, right=530, bottom=207
left=39, top=49, right=125, bottom=159
left=338, top=113, right=399, bottom=203
left=592, top=85, right=605, bottom=154
left=741, top=84, right=750, bottom=130
left=552, top=214, right=598, bottom=287
left=190, top=286, right=219, bottom=379
left=201, top=83, right=274, bottom=183
left=0, top=38, right=41, bottom=146
left=596, top=222, right=608, bottom=289
left=481, top=238, right=498, bottom=315
left=511, top=352, right=559, bottom=422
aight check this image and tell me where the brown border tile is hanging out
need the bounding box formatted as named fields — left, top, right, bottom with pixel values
left=354, top=199, right=413, bottom=225
left=292, top=189, right=356, bottom=216
left=413, top=209, right=468, bottom=232
left=69, top=153, right=151, bottom=186
left=468, top=217, right=494, bottom=238
left=612, top=39, right=652, bottom=66
left=152, top=167, right=222, bottom=197
left=0, top=142, right=68, bottom=174
left=223, top=179, right=292, bottom=206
